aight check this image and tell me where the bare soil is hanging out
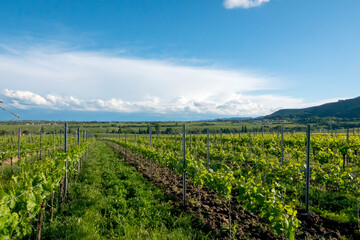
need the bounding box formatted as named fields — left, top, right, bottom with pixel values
left=105, top=141, right=359, bottom=240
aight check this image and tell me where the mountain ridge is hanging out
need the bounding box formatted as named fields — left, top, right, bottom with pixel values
left=267, top=96, right=360, bottom=119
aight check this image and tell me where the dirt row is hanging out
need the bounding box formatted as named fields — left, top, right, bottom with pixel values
left=106, top=141, right=281, bottom=239
left=0, top=144, right=78, bottom=166
left=105, top=141, right=358, bottom=239
left=1, top=149, right=52, bottom=166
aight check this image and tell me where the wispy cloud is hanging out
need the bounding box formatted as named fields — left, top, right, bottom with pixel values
left=223, top=0, right=270, bottom=9
left=0, top=41, right=305, bottom=118
left=2, top=89, right=310, bottom=117
left=0, top=43, right=272, bottom=101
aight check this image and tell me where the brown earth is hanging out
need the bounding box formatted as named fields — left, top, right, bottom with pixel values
left=106, top=141, right=281, bottom=240
left=0, top=144, right=76, bottom=166
left=105, top=140, right=359, bottom=240
left=297, top=209, right=359, bottom=239
left=0, top=154, right=21, bottom=166
left=1, top=151, right=44, bottom=166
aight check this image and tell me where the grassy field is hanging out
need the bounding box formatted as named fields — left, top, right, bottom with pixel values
left=42, top=141, right=211, bottom=239
left=0, top=119, right=346, bottom=136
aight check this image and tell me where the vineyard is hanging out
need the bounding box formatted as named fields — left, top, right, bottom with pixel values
left=0, top=124, right=94, bottom=239
left=1, top=124, right=359, bottom=239
left=103, top=127, right=360, bottom=239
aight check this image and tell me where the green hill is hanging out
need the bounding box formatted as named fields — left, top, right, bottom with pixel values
left=267, top=96, right=360, bottom=119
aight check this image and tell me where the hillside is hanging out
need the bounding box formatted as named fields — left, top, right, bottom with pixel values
left=267, top=96, right=360, bottom=119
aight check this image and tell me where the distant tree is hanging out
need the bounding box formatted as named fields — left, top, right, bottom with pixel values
left=155, top=124, right=160, bottom=133
left=221, top=128, right=230, bottom=133
left=165, top=127, right=173, bottom=134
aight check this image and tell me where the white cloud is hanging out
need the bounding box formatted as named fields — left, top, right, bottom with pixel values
left=224, top=0, right=270, bottom=9
left=3, top=89, right=49, bottom=106
left=2, top=89, right=311, bottom=117
left=0, top=42, right=310, bottom=118
left=0, top=44, right=273, bottom=103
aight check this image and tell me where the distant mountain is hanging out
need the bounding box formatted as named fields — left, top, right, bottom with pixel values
left=196, top=117, right=253, bottom=121
left=215, top=117, right=254, bottom=121
left=267, top=96, right=360, bottom=119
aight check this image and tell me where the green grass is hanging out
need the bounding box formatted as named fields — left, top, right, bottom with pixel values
left=43, top=141, right=211, bottom=240
left=0, top=120, right=325, bottom=135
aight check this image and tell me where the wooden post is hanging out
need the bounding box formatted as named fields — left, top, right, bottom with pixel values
left=50, top=191, right=54, bottom=222
left=59, top=177, right=64, bottom=210
left=182, top=124, right=186, bottom=208
left=124, top=132, right=127, bottom=160
left=17, top=128, right=21, bottom=162
left=347, top=128, right=350, bottom=165
left=190, top=132, right=192, bottom=150
left=305, top=125, right=311, bottom=212
left=220, top=129, right=222, bottom=146
left=150, top=128, right=153, bottom=179
left=355, top=170, right=360, bottom=228
left=281, top=127, right=284, bottom=166
left=175, top=132, right=177, bottom=157
left=40, top=127, right=43, bottom=160
left=64, top=123, right=68, bottom=202
left=134, top=132, right=137, bottom=164
left=207, top=128, right=210, bottom=170
left=36, top=200, right=46, bottom=240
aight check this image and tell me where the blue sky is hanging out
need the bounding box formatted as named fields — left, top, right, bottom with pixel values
left=1, top=0, right=360, bottom=121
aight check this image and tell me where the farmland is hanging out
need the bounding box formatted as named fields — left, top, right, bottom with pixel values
left=103, top=127, right=360, bottom=239
left=0, top=121, right=359, bottom=239
left=3, top=0, right=360, bottom=239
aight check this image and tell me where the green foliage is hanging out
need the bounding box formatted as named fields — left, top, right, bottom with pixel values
left=0, top=140, right=93, bottom=239
left=105, top=130, right=360, bottom=238
left=44, top=141, right=211, bottom=240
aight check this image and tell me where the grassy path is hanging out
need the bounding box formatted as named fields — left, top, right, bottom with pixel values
left=43, top=141, right=210, bottom=240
